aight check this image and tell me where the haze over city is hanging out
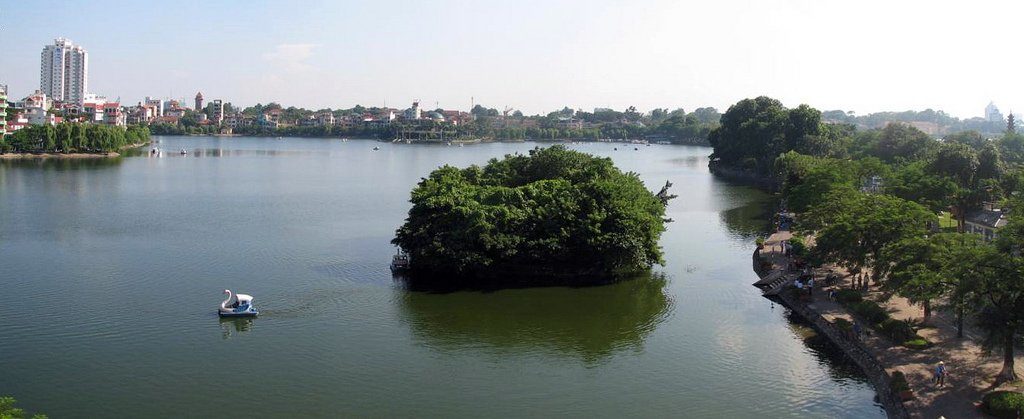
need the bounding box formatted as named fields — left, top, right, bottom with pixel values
left=2, top=0, right=1023, bottom=117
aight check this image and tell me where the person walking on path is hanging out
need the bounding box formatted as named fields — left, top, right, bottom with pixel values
left=934, top=361, right=947, bottom=387
left=852, top=322, right=862, bottom=340
left=807, top=278, right=814, bottom=297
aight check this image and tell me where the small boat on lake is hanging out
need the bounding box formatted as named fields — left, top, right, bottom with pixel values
left=390, top=251, right=410, bottom=273
left=219, top=289, right=258, bottom=317
left=373, top=146, right=380, bottom=151
left=180, top=149, right=187, bottom=155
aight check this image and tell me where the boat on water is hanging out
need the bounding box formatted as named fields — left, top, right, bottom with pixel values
left=219, top=289, right=259, bottom=317
left=180, top=148, right=187, bottom=155
left=373, top=146, right=380, bottom=151
left=390, top=251, right=410, bottom=273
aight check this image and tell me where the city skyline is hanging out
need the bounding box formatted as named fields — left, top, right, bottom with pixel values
left=2, top=0, right=1024, bottom=118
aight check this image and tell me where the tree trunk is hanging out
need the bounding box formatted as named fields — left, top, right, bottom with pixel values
left=955, top=306, right=964, bottom=339
left=999, top=332, right=1018, bottom=382
left=923, top=301, right=931, bottom=323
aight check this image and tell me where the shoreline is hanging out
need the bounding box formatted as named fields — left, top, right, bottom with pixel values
left=754, top=232, right=910, bottom=418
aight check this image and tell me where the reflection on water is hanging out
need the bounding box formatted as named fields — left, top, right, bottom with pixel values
left=719, top=192, right=774, bottom=240
left=397, top=274, right=672, bottom=364
left=0, top=156, right=124, bottom=170
left=220, top=317, right=255, bottom=339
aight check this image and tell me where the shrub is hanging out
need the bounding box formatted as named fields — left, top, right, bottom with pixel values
left=902, top=337, right=931, bottom=350
left=982, top=391, right=1024, bottom=419
left=834, top=289, right=863, bottom=305
left=834, top=318, right=852, bottom=332
left=890, top=370, right=911, bottom=393
left=878, top=318, right=916, bottom=342
left=789, top=236, right=808, bottom=257
left=849, top=300, right=890, bottom=325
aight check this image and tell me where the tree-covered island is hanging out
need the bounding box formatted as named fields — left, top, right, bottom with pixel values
left=392, top=145, right=674, bottom=287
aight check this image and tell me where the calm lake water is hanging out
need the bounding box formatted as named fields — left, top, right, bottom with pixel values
left=0, top=137, right=884, bottom=418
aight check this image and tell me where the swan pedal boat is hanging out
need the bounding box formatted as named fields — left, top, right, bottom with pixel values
left=219, top=289, right=259, bottom=317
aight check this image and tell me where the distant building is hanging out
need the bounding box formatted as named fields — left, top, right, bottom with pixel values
left=195, top=92, right=204, bottom=112
left=986, top=101, right=1004, bottom=123
left=80, top=94, right=108, bottom=123
left=207, top=99, right=224, bottom=123
left=965, top=205, right=1009, bottom=241
left=40, top=38, right=88, bottom=103
left=20, top=90, right=54, bottom=126
left=861, top=175, right=884, bottom=194
left=316, top=111, right=334, bottom=126
left=404, top=101, right=421, bottom=120
left=102, top=103, right=125, bottom=126
left=144, top=97, right=164, bottom=117
left=0, top=84, right=6, bottom=135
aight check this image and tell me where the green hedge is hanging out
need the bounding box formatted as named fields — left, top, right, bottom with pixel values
left=982, top=391, right=1024, bottom=419
left=833, top=318, right=852, bottom=332
left=834, top=289, right=863, bottom=304
left=878, top=318, right=916, bottom=342
left=849, top=300, right=890, bottom=324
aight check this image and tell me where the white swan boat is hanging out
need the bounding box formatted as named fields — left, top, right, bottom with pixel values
left=219, top=289, right=258, bottom=317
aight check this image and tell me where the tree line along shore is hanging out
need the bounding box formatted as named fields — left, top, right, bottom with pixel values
left=0, top=123, right=150, bottom=155
left=713, top=96, right=1024, bottom=415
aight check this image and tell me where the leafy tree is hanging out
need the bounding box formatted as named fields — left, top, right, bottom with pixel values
left=709, top=96, right=822, bottom=174
left=865, top=123, right=936, bottom=163
left=982, top=215, right=1024, bottom=381
left=806, top=189, right=933, bottom=286
left=392, top=146, right=670, bottom=285
left=885, top=161, right=955, bottom=213
left=0, top=396, right=47, bottom=419
left=880, top=233, right=986, bottom=328
left=977, top=143, right=1004, bottom=181
left=945, top=130, right=986, bottom=149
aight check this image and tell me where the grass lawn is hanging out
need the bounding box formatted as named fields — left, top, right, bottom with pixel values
left=938, top=211, right=958, bottom=232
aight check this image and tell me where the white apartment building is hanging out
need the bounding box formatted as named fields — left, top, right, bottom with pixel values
left=40, top=38, right=89, bottom=103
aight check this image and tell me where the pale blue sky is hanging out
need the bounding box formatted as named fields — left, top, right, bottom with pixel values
left=2, top=0, right=1022, bottom=118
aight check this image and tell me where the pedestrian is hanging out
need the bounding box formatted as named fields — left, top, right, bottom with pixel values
left=852, top=322, right=862, bottom=340
left=828, top=289, right=836, bottom=301
left=935, top=361, right=947, bottom=387
left=807, top=278, right=814, bottom=297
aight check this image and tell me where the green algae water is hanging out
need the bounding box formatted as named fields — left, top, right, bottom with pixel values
left=0, top=137, right=884, bottom=418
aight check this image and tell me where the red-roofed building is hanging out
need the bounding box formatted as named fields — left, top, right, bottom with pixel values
left=103, top=103, right=125, bottom=126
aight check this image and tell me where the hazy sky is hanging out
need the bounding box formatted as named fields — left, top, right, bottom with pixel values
left=2, top=0, right=1022, bottom=118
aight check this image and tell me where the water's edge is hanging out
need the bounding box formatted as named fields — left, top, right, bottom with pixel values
left=752, top=251, right=910, bottom=419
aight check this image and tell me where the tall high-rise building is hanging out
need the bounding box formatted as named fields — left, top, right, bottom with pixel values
left=0, top=84, right=7, bottom=136
left=40, top=38, right=88, bottom=103
left=195, top=92, right=204, bottom=112
left=986, top=101, right=1005, bottom=123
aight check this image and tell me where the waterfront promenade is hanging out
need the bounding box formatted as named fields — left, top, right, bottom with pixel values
left=759, top=230, right=1023, bottom=418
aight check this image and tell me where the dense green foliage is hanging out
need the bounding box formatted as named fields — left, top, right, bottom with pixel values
left=709, top=96, right=841, bottom=174
left=0, top=396, right=46, bottom=419
left=392, top=146, right=668, bottom=285
left=983, top=391, right=1024, bottom=418
left=716, top=95, right=1024, bottom=381
left=0, top=123, right=149, bottom=154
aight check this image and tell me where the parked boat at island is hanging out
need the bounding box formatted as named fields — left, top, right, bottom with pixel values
left=219, top=289, right=258, bottom=317
left=390, top=250, right=410, bottom=273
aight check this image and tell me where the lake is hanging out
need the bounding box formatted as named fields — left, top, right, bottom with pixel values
left=0, top=136, right=884, bottom=418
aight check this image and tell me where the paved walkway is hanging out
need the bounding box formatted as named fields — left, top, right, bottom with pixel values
left=760, top=230, right=1023, bottom=418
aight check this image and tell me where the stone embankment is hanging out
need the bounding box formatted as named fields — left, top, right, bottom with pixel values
left=755, top=231, right=910, bottom=419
